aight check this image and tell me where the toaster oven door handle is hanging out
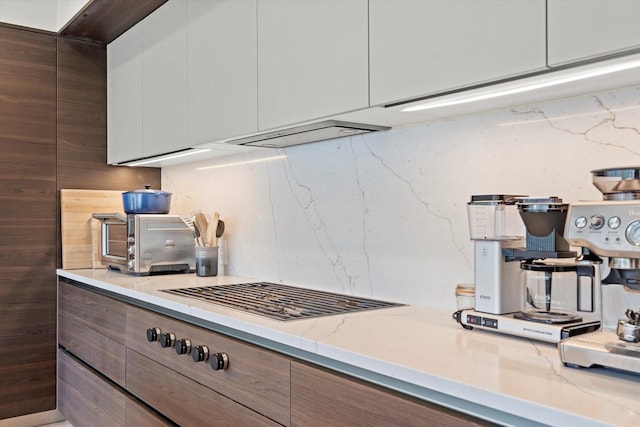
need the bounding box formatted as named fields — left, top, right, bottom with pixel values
left=92, top=212, right=127, bottom=223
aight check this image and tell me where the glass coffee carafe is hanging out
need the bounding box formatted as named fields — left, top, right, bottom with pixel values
left=516, top=260, right=599, bottom=324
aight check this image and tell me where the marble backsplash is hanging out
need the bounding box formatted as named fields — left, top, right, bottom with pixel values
left=163, top=85, right=640, bottom=325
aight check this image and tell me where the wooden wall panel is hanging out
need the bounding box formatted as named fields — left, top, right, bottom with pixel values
left=0, top=26, right=57, bottom=419
left=0, top=18, right=161, bottom=420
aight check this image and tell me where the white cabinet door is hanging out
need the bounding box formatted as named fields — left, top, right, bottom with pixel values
left=369, top=0, right=546, bottom=106
left=107, top=23, right=143, bottom=164
left=548, top=0, right=640, bottom=66
left=187, top=0, right=258, bottom=145
left=142, top=0, right=188, bottom=157
left=257, top=0, right=368, bottom=130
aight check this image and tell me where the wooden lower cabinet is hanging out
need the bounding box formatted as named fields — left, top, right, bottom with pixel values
left=290, top=362, right=491, bottom=427
left=58, top=350, right=168, bottom=427
left=127, top=349, right=279, bottom=426
left=58, top=281, right=127, bottom=386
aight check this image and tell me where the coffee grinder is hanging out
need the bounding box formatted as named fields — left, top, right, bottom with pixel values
left=455, top=195, right=602, bottom=343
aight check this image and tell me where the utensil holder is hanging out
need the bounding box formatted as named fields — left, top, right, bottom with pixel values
left=195, top=246, right=218, bottom=277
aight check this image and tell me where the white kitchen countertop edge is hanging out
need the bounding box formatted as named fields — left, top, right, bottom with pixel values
left=57, top=269, right=638, bottom=427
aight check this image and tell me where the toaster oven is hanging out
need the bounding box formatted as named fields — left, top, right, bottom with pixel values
left=92, top=213, right=195, bottom=275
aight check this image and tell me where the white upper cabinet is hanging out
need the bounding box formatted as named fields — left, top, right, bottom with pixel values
left=369, top=0, right=547, bottom=106
left=142, top=0, right=188, bottom=157
left=187, top=0, right=258, bottom=145
left=548, top=0, right=640, bottom=66
left=257, top=0, right=369, bottom=130
left=107, top=23, right=143, bottom=164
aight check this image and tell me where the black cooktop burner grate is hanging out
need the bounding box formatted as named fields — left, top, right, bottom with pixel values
left=161, top=282, right=404, bottom=321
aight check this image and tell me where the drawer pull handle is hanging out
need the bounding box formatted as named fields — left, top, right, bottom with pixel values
left=192, top=345, right=209, bottom=362
left=159, top=332, right=176, bottom=348
left=175, top=338, right=192, bottom=355
left=146, top=327, right=161, bottom=342
left=211, top=352, right=229, bottom=370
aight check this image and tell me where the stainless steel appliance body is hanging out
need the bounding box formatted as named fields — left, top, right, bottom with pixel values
left=473, top=238, right=524, bottom=314
left=93, top=213, right=195, bottom=275
left=565, top=200, right=640, bottom=288
left=560, top=199, right=640, bottom=374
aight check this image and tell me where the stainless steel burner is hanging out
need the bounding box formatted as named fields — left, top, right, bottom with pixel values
left=162, top=282, right=403, bottom=321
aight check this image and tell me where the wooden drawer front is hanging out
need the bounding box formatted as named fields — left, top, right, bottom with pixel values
left=126, top=305, right=290, bottom=426
left=127, top=349, right=281, bottom=427
left=125, top=397, right=173, bottom=426
left=58, top=350, right=170, bottom=427
left=59, top=280, right=126, bottom=344
left=59, top=312, right=126, bottom=387
left=291, top=362, right=489, bottom=427
left=58, top=349, right=126, bottom=427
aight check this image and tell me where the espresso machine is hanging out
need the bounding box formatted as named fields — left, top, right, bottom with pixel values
left=559, top=167, right=640, bottom=375
left=454, top=195, right=602, bottom=343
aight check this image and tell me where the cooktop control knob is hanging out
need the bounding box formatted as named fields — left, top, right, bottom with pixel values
left=210, top=352, right=229, bottom=370
left=159, top=332, right=175, bottom=348
left=175, top=338, right=191, bottom=355
left=192, top=345, right=209, bottom=363
left=146, top=327, right=161, bottom=342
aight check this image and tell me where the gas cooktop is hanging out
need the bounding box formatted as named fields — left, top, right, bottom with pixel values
left=161, top=282, right=403, bottom=321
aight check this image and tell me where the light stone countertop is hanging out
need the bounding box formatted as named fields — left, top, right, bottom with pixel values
left=57, top=268, right=639, bottom=427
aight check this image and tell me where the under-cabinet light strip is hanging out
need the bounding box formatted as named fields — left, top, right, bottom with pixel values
left=124, top=149, right=211, bottom=167
left=196, top=154, right=287, bottom=171
left=401, top=56, right=640, bottom=113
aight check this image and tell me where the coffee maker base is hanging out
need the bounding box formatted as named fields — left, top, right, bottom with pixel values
left=454, top=309, right=601, bottom=343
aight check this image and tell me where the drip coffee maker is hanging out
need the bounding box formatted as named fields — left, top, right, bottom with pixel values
left=454, top=195, right=602, bottom=343
left=560, top=167, right=640, bottom=374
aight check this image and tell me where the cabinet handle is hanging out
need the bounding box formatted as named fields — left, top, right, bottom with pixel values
left=192, top=345, right=209, bottom=362
left=159, top=332, right=176, bottom=348
left=210, top=352, right=229, bottom=370
left=175, top=338, right=191, bottom=355
left=146, top=327, right=161, bottom=342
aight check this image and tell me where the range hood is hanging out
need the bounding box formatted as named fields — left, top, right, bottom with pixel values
left=224, top=120, right=391, bottom=148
